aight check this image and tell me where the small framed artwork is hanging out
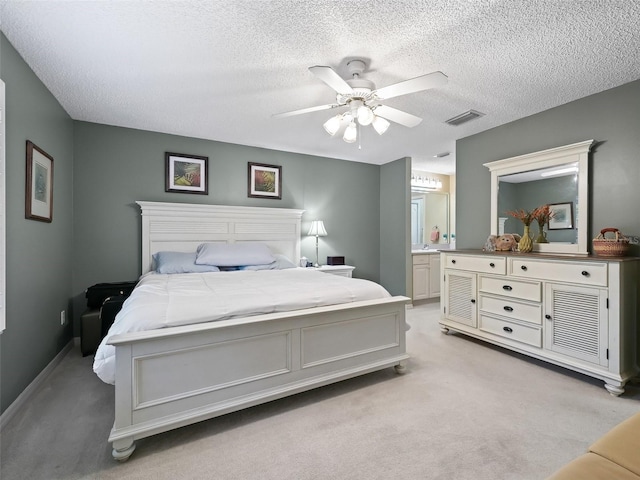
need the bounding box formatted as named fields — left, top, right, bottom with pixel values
left=165, top=152, right=208, bottom=195
left=248, top=162, right=282, bottom=199
left=548, top=202, right=574, bottom=230
left=25, top=140, right=54, bottom=222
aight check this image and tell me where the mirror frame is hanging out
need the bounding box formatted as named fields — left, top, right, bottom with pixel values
left=484, top=140, right=594, bottom=255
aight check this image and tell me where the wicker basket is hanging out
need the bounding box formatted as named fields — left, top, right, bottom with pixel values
left=592, top=228, right=630, bottom=257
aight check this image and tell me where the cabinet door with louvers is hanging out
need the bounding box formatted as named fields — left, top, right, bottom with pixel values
left=544, top=283, right=608, bottom=367
left=443, top=270, right=477, bottom=328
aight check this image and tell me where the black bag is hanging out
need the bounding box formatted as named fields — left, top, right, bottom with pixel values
left=85, top=281, right=137, bottom=309
left=100, top=295, right=129, bottom=337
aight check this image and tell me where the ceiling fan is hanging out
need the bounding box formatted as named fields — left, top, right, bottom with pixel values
left=273, top=59, right=447, bottom=143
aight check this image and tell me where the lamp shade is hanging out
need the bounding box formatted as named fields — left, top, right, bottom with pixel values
left=343, top=122, right=357, bottom=143
left=323, top=115, right=342, bottom=136
left=372, top=115, right=390, bottom=135
left=307, top=220, right=328, bottom=237
left=357, top=105, right=374, bottom=126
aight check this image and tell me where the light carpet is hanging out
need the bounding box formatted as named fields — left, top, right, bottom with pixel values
left=1, top=302, right=639, bottom=480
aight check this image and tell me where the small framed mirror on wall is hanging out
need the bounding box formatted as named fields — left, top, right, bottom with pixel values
left=484, top=140, right=593, bottom=255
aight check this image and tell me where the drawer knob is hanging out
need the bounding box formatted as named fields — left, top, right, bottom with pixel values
left=489, top=262, right=495, bottom=268
left=503, top=306, right=513, bottom=312
left=503, top=285, right=513, bottom=291
left=503, top=326, right=513, bottom=333
left=451, top=259, right=457, bottom=264
left=471, top=299, right=476, bottom=304
left=581, top=271, right=590, bottom=277
left=521, top=265, right=528, bottom=271
left=545, top=314, right=552, bottom=320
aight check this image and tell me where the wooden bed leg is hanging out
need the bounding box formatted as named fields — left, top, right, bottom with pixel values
left=394, top=360, right=407, bottom=374
left=112, top=438, right=136, bottom=462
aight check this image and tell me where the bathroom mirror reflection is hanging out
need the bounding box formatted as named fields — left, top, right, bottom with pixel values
left=411, top=192, right=449, bottom=247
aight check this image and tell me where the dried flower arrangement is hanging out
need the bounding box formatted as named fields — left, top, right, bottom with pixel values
left=505, top=208, right=537, bottom=226
left=506, top=206, right=555, bottom=226
left=532, top=204, right=555, bottom=227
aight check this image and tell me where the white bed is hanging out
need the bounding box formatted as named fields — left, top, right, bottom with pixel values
left=104, top=201, right=409, bottom=461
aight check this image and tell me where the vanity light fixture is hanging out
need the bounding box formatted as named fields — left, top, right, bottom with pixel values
left=307, top=220, right=328, bottom=267
left=411, top=174, right=442, bottom=190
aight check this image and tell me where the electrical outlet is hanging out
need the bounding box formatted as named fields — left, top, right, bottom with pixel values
left=60, top=310, right=66, bottom=326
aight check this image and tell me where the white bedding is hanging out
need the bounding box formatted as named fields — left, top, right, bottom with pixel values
left=93, top=268, right=391, bottom=384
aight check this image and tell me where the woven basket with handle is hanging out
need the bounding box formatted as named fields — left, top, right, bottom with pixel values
left=592, top=228, right=630, bottom=257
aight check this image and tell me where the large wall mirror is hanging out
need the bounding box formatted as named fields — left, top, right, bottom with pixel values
left=484, top=140, right=593, bottom=255
left=411, top=191, right=449, bottom=247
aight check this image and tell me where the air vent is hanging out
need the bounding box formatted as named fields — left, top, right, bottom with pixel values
left=445, top=110, right=485, bottom=126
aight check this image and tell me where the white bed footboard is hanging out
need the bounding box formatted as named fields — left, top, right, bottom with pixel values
left=108, top=296, right=410, bottom=460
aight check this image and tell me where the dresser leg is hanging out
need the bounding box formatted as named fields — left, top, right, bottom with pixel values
left=604, top=383, right=625, bottom=397
left=440, top=325, right=450, bottom=334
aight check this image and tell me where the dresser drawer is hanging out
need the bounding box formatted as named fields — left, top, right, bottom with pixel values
left=479, top=315, right=542, bottom=348
left=444, top=254, right=506, bottom=275
left=509, top=258, right=608, bottom=287
left=478, top=276, right=542, bottom=302
left=478, top=294, right=542, bottom=325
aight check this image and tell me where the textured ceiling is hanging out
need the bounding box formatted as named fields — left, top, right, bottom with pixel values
left=1, top=0, right=639, bottom=174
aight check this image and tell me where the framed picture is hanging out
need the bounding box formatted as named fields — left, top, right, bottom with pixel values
left=165, top=152, right=208, bottom=195
left=25, top=140, right=54, bottom=222
left=248, top=162, right=282, bottom=199
left=548, top=202, right=574, bottom=230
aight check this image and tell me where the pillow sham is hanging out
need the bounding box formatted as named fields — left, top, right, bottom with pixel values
left=241, top=254, right=297, bottom=271
left=195, top=242, right=275, bottom=267
left=153, top=251, right=221, bottom=274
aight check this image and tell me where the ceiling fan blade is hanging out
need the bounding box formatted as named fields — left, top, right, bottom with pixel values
left=272, top=103, right=342, bottom=119
left=309, top=66, right=354, bottom=94
left=374, top=71, right=448, bottom=100
left=374, top=105, right=423, bottom=128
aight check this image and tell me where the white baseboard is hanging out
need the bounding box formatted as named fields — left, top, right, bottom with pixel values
left=0, top=339, right=74, bottom=430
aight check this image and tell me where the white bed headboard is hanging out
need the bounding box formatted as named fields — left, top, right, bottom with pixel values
left=137, top=201, right=305, bottom=273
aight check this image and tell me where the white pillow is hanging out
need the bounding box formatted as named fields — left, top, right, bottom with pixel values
left=153, top=251, right=221, bottom=274
left=241, top=254, right=297, bottom=270
left=195, top=243, right=275, bottom=267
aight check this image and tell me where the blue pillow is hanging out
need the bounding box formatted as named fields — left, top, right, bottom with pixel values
left=195, top=243, right=275, bottom=267
left=153, top=251, right=221, bottom=274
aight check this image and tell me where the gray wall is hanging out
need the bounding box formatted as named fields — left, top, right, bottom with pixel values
left=0, top=33, right=75, bottom=413
left=380, top=157, right=411, bottom=297
left=71, top=122, right=396, bottom=336
left=457, top=79, right=640, bottom=255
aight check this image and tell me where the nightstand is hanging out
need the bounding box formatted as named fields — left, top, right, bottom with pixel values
left=316, top=265, right=355, bottom=278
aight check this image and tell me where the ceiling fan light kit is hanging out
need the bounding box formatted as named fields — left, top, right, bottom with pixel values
left=273, top=59, right=447, bottom=145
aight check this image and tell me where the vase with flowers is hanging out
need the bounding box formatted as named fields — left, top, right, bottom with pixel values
left=532, top=204, right=554, bottom=243
left=505, top=208, right=535, bottom=253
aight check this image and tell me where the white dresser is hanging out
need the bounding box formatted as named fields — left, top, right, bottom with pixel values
left=440, top=251, right=640, bottom=395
